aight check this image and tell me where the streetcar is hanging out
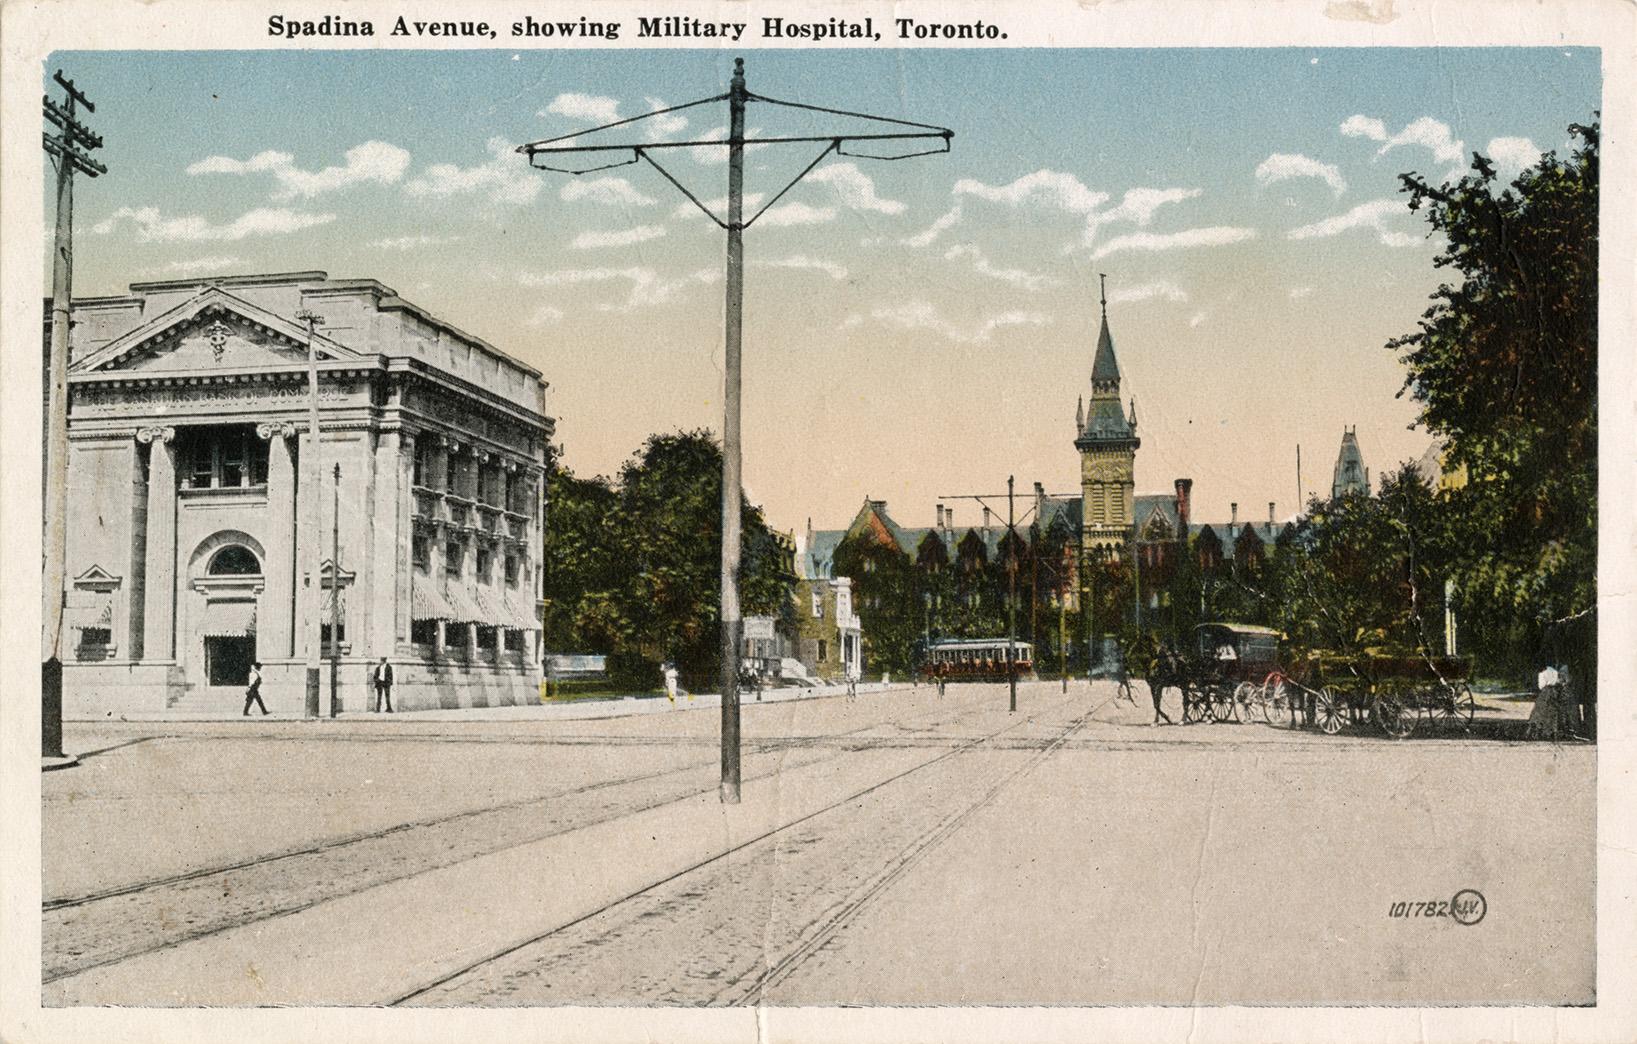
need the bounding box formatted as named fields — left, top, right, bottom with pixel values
left=919, top=638, right=1034, bottom=682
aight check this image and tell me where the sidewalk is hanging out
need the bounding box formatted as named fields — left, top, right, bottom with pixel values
left=72, top=680, right=920, bottom=723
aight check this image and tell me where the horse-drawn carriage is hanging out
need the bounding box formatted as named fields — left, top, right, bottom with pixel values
left=1144, top=624, right=1475, bottom=737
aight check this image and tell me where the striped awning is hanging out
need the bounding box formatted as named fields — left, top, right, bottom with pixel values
left=503, top=591, right=537, bottom=630
left=69, top=600, right=114, bottom=630
left=200, top=599, right=256, bottom=637
left=445, top=583, right=485, bottom=625
left=471, top=583, right=498, bottom=622
left=411, top=581, right=455, bottom=622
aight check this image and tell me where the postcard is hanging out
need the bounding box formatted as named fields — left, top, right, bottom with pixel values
left=2, top=1, right=1632, bottom=1041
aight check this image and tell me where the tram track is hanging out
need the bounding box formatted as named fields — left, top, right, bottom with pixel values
left=390, top=690, right=1110, bottom=1007
left=43, top=689, right=1015, bottom=986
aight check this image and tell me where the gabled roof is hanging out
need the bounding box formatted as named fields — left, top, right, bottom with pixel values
left=71, top=285, right=362, bottom=375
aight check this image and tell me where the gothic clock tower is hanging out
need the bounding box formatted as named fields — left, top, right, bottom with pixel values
left=1075, top=277, right=1140, bottom=555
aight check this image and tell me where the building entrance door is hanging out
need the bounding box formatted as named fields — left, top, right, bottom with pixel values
left=205, top=635, right=255, bottom=687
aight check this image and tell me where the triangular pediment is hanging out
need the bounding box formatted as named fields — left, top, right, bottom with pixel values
left=73, top=564, right=122, bottom=589
left=72, top=287, right=363, bottom=375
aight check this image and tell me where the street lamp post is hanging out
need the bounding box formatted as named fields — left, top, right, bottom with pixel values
left=296, top=308, right=324, bottom=720
left=518, top=59, right=951, bottom=803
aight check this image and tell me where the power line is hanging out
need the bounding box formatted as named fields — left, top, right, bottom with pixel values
left=520, top=58, right=951, bottom=805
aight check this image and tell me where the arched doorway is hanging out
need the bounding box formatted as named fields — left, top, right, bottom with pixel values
left=187, top=532, right=266, bottom=689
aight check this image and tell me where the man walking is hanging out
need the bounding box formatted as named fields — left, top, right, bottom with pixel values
left=373, top=656, right=395, bottom=713
left=243, top=661, right=269, bottom=716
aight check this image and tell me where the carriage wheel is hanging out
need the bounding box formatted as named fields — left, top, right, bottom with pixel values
left=1450, top=683, right=1476, bottom=726
left=1373, top=691, right=1416, bottom=740
left=1182, top=685, right=1209, bottom=724
left=1234, top=682, right=1260, bottom=723
left=1210, top=684, right=1237, bottom=723
left=1262, top=678, right=1289, bottom=725
left=1429, top=683, right=1462, bottom=729
left=1314, top=687, right=1346, bottom=734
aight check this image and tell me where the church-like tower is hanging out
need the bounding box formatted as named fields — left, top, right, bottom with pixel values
left=1075, top=277, right=1140, bottom=555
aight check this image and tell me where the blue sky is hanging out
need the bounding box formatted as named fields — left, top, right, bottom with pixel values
left=48, top=47, right=1600, bottom=532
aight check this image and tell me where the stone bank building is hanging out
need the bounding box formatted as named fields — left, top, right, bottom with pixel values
left=57, top=272, right=551, bottom=714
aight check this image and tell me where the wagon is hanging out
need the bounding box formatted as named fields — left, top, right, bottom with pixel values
left=1180, top=623, right=1281, bottom=724
left=1317, top=653, right=1476, bottom=739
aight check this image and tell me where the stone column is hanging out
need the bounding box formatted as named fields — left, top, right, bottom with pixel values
left=370, top=428, right=404, bottom=655
left=258, top=422, right=298, bottom=659
left=137, top=427, right=177, bottom=662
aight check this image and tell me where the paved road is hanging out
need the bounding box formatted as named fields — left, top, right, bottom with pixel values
left=42, top=681, right=1593, bottom=1007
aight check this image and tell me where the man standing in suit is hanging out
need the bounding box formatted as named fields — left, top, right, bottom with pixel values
left=373, top=657, right=395, bottom=713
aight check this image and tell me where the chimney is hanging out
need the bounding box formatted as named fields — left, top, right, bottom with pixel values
left=983, top=507, right=992, bottom=529
left=1230, top=502, right=1238, bottom=537
left=935, top=504, right=944, bottom=528
left=1267, top=502, right=1276, bottom=537
left=1175, top=478, right=1192, bottom=532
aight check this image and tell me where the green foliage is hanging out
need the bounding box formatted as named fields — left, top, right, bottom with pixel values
left=540, top=430, right=795, bottom=689
left=1390, top=120, right=1598, bottom=639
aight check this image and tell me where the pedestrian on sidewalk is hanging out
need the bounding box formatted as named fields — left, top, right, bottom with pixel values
left=373, top=656, right=395, bottom=713
left=663, top=660, right=679, bottom=704
left=243, top=661, right=269, bottom=716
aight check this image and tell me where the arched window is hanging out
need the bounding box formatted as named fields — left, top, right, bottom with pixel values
left=207, top=545, right=260, bottom=576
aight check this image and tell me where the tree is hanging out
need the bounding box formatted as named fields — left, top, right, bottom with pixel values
left=539, top=431, right=795, bottom=691
left=611, top=430, right=793, bottom=689
left=540, top=467, right=621, bottom=652
left=1389, top=120, right=1598, bottom=669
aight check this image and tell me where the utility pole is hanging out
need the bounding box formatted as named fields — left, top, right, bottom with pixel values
left=1296, top=444, right=1303, bottom=514
left=940, top=482, right=1041, bottom=714
left=297, top=309, right=324, bottom=719
left=718, top=62, right=747, bottom=802
left=1006, top=476, right=1018, bottom=713
left=520, top=59, right=950, bottom=803
left=41, top=70, right=106, bottom=765
left=330, top=462, right=341, bottom=717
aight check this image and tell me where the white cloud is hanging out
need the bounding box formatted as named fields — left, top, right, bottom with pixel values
left=755, top=202, right=837, bottom=227
left=543, top=93, right=621, bottom=124
left=758, top=255, right=849, bottom=280
left=1340, top=114, right=1388, bottom=142
left=525, top=305, right=565, bottom=326
left=187, top=141, right=411, bottom=200
left=560, top=177, right=657, bottom=207
left=1095, top=187, right=1202, bottom=227
left=369, top=234, right=456, bottom=251
left=570, top=225, right=667, bottom=249
left=1289, top=286, right=1315, bottom=300
left=1189, top=312, right=1208, bottom=329
left=1255, top=153, right=1347, bottom=197
left=955, top=172, right=1202, bottom=252
left=1343, top=114, right=1466, bottom=165
left=1091, top=226, right=1257, bottom=261
left=943, top=244, right=1050, bottom=291
left=1287, top=198, right=1420, bottom=247
left=807, top=162, right=905, bottom=215
left=901, top=205, right=962, bottom=247
left=517, top=265, right=717, bottom=310
left=1485, top=136, right=1543, bottom=178
left=1107, top=281, right=1189, bottom=305
left=671, top=193, right=765, bottom=221
left=643, top=97, right=689, bottom=140
left=404, top=137, right=542, bottom=205
left=853, top=300, right=1050, bottom=344
left=91, top=205, right=335, bottom=242
left=953, top=170, right=1107, bottom=214
left=156, top=255, right=240, bottom=275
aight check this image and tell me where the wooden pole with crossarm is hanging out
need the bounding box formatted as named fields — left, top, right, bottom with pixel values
left=42, top=71, right=106, bottom=765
